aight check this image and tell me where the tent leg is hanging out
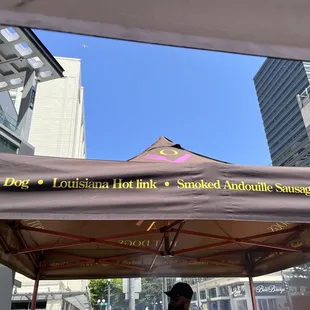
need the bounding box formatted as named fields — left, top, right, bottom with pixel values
left=249, top=276, right=257, bottom=310
left=31, top=273, right=40, bottom=310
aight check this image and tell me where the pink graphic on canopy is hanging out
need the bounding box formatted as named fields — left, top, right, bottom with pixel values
left=144, top=153, right=191, bottom=163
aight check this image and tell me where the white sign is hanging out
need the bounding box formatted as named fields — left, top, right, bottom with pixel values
left=125, top=293, right=140, bottom=300
left=255, top=285, right=285, bottom=295
left=122, top=278, right=142, bottom=294
left=232, top=285, right=245, bottom=298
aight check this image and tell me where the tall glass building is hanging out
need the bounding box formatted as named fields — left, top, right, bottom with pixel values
left=254, top=59, right=310, bottom=167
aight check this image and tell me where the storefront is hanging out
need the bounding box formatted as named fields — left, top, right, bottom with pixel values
left=231, top=282, right=287, bottom=310
left=209, top=299, right=231, bottom=310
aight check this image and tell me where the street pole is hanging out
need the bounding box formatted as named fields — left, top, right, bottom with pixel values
left=98, top=299, right=105, bottom=310
left=129, top=278, right=136, bottom=310
left=197, top=280, right=201, bottom=310
left=162, top=278, right=165, bottom=310
left=162, top=278, right=168, bottom=310
left=102, top=282, right=105, bottom=310
left=108, top=279, right=111, bottom=310
left=281, top=270, right=293, bottom=310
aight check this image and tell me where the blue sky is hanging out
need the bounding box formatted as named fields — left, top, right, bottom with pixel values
left=34, top=30, right=270, bottom=166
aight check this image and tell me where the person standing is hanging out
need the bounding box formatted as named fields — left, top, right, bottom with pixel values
left=165, top=282, right=194, bottom=310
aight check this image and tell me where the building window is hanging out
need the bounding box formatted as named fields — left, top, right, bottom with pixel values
left=0, top=136, right=17, bottom=154
left=210, top=301, right=218, bottom=310
left=218, top=300, right=231, bottom=310
left=209, top=288, right=217, bottom=298
left=200, top=290, right=206, bottom=300
left=236, top=300, right=248, bottom=310
left=258, top=299, right=277, bottom=310
left=218, top=286, right=229, bottom=297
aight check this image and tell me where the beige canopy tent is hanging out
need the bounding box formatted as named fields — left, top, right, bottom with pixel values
left=0, top=0, right=310, bottom=60
left=1, top=137, right=310, bottom=310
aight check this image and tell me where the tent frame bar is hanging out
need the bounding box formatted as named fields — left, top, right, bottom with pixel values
left=249, top=276, right=258, bottom=310
left=4, top=221, right=305, bottom=275
left=13, top=223, right=302, bottom=256
left=31, top=273, right=40, bottom=310
left=6, top=220, right=305, bottom=309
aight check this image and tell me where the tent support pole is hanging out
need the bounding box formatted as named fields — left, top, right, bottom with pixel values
left=31, top=273, right=40, bottom=310
left=164, top=221, right=170, bottom=255
left=249, top=276, right=257, bottom=310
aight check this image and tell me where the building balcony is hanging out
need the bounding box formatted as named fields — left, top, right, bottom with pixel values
left=297, top=85, right=310, bottom=109
left=297, top=86, right=310, bottom=136
left=0, top=98, right=20, bottom=135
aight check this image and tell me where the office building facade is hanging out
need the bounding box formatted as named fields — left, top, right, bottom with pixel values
left=254, top=59, right=310, bottom=167
left=13, top=274, right=90, bottom=310
left=29, top=57, right=86, bottom=158
left=0, top=26, right=64, bottom=157
left=13, top=57, right=86, bottom=159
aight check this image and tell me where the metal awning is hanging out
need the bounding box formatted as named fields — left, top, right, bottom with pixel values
left=12, top=291, right=90, bottom=308
left=12, top=293, right=63, bottom=301
left=65, top=294, right=90, bottom=310
left=14, top=278, right=22, bottom=288
left=0, top=0, right=309, bottom=61
left=0, top=25, right=64, bottom=92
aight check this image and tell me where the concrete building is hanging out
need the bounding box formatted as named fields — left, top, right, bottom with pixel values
left=253, top=58, right=310, bottom=167
left=12, top=274, right=90, bottom=310
left=13, top=57, right=86, bottom=159
left=0, top=26, right=64, bottom=157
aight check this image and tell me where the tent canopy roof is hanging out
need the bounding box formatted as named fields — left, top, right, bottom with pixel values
left=0, top=137, right=310, bottom=280
left=1, top=0, right=309, bottom=60
left=128, top=136, right=228, bottom=164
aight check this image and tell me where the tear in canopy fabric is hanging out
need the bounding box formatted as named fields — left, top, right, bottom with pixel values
left=0, top=137, right=310, bottom=280
left=1, top=0, right=310, bottom=60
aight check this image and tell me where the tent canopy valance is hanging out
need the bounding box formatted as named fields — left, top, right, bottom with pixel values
left=1, top=1, right=310, bottom=60
left=0, top=137, right=310, bottom=281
